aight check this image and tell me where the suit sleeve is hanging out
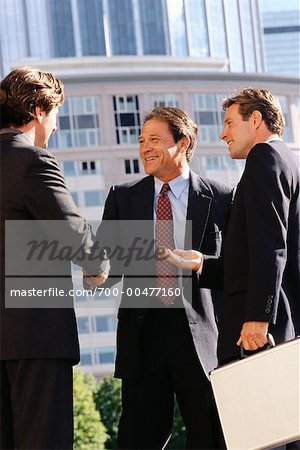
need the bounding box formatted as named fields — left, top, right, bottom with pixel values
left=23, top=150, right=108, bottom=275
left=243, top=144, right=291, bottom=323
left=95, top=187, right=123, bottom=287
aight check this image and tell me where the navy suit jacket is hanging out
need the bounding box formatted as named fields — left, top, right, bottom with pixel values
left=213, top=141, right=300, bottom=363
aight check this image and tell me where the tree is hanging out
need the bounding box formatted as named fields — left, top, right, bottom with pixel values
left=94, top=376, right=122, bottom=449
left=167, top=400, right=186, bottom=449
left=73, top=369, right=107, bottom=450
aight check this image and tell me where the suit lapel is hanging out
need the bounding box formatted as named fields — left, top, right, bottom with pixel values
left=185, top=171, right=212, bottom=251
left=131, top=176, right=154, bottom=220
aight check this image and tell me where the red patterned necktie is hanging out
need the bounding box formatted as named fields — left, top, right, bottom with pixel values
left=156, top=183, right=177, bottom=305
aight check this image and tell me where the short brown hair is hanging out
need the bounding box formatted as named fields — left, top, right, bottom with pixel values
left=143, top=107, right=198, bottom=162
left=221, top=88, right=285, bottom=136
left=0, top=66, right=64, bottom=127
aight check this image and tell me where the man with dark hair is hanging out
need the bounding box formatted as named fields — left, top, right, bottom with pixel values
left=94, top=107, right=233, bottom=449
left=167, top=88, right=299, bottom=366
left=0, top=67, right=107, bottom=449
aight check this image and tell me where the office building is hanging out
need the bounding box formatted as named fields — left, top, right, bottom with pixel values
left=260, top=0, right=300, bottom=76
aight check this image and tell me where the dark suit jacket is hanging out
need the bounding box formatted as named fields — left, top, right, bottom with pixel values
left=0, top=131, right=106, bottom=363
left=215, top=141, right=300, bottom=363
left=96, top=171, right=232, bottom=379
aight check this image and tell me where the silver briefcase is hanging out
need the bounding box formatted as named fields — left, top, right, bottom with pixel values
left=210, top=337, right=300, bottom=449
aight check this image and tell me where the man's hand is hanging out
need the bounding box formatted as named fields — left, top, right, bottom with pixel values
left=83, top=271, right=108, bottom=287
left=165, top=249, right=204, bottom=272
left=237, top=321, right=269, bottom=350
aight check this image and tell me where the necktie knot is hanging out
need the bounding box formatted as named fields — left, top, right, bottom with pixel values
left=160, top=183, right=170, bottom=195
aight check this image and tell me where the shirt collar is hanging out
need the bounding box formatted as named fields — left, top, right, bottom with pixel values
left=155, top=167, right=190, bottom=200
left=265, top=135, right=283, bottom=144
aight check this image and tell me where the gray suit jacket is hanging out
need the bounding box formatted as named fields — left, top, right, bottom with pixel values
left=96, top=171, right=232, bottom=378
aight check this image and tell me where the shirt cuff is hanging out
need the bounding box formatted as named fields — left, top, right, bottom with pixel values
left=196, top=256, right=204, bottom=275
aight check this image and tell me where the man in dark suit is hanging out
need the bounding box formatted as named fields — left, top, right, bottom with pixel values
left=167, top=89, right=299, bottom=361
left=0, top=67, right=107, bottom=449
left=95, top=107, right=232, bottom=449
left=217, top=88, right=299, bottom=365
left=167, top=88, right=300, bottom=449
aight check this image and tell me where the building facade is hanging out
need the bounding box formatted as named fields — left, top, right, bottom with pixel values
left=1, top=0, right=299, bottom=377
left=261, top=7, right=300, bottom=76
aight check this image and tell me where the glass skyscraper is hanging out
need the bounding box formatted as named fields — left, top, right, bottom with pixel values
left=260, top=0, right=300, bottom=76
left=0, top=0, right=265, bottom=76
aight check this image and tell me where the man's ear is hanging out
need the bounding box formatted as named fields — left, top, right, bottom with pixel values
left=34, top=107, right=44, bottom=123
left=179, top=136, right=190, bottom=153
left=252, top=110, right=263, bottom=129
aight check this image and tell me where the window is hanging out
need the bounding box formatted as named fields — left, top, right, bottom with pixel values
left=185, top=0, right=209, bottom=57
left=80, top=349, right=93, bottom=366
left=124, top=159, right=140, bottom=174
left=49, top=0, right=75, bottom=57
left=166, top=0, right=188, bottom=56
left=223, top=0, right=244, bottom=72
left=55, top=97, right=101, bottom=148
left=192, top=93, right=225, bottom=143
left=207, top=0, right=227, bottom=58
left=94, top=315, right=117, bottom=333
left=108, top=0, right=136, bottom=55
left=96, top=346, right=116, bottom=364
left=151, top=94, right=181, bottom=108
left=84, top=190, right=105, bottom=207
left=78, top=0, right=106, bottom=56
left=77, top=316, right=90, bottom=334
left=140, top=0, right=167, bottom=54
left=61, top=161, right=76, bottom=176
left=113, top=95, right=141, bottom=144
left=81, top=161, right=96, bottom=174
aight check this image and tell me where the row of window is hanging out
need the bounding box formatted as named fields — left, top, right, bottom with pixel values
left=78, top=315, right=117, bottom=334
left=49, top=93, right=292, bottom=149
left=61, top=160, right=101, bottom=176
left=80, top=346, right=116, bottom=366
left=61, top=159, right=140, bottom=178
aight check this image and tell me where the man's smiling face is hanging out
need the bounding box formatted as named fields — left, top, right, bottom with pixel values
left=220, top=103, right=257, bottom=159
left=139, top=118, right=187, bottom=182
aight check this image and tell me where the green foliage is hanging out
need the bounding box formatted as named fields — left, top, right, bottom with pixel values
left=73, top=369, right=108, bottom=450
left=167, top=400, right=186, bottom=449
left=94, top=376, right=122, bottom=449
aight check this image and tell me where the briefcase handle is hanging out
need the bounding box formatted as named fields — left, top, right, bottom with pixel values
left=240, top=333, right=275, bottom=359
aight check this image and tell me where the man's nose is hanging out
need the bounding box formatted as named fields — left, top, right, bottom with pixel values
left=220, top=128, right=226, bottom=140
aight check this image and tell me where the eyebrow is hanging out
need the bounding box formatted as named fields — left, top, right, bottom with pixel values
left=139, top=133, right=160, bottom=139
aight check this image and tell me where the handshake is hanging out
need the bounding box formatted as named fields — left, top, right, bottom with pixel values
left=83, top=270, right=108, bottom=287
left=83, top=248, right=204, bottom=287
